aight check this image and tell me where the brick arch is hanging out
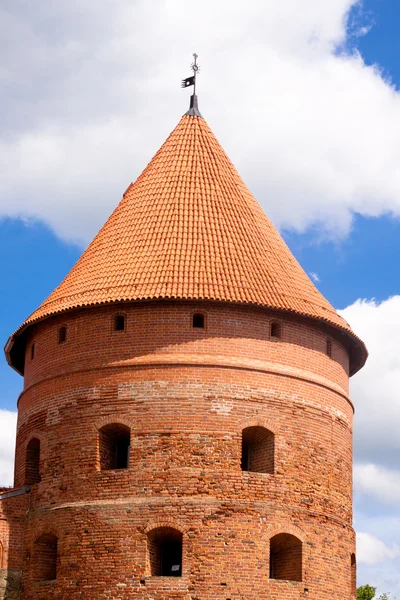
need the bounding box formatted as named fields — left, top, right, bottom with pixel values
left=22, top=431, right=44, bottom=451
left=238, top=418, right=279, bottom=435
left=266, top=523, right=306, bottom=542
left=93, top=414, right=133, bottom=432
left=144, top=520, right=189, bottom=536
left=32, top=525, right=60, bottom=541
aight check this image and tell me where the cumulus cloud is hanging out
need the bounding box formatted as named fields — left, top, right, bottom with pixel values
left=357, top=532, right=400, bottom=566
left=340, top=296, right=400, bottom=468
left=355, top=464, right=400, bottom=506
left=1, top=1, right=400, bottom=243
left=0, top=410, right=17, bottom=487
left=337, top=298, right=400, bottom=591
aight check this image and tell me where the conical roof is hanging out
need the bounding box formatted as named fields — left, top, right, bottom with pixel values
left=6, top=103, right=367, bottom=374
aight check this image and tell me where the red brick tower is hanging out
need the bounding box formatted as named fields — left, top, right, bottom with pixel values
left=2, top=92, right=366, bottom=600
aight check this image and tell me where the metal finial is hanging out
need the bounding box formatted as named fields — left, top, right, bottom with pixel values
left=191, top=53, right=200, bottom=95
left=181, top=53, right=202, bottom=117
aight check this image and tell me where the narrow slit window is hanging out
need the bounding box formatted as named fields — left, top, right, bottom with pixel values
left=147, top=527, right=183, bottom=577
left=31, top=343, right=35, bottom=360
left=326, top=339, right=332, bottom=358
left=99, top=424, right=130, bottom=470
left=58, top=326, right=67, bottom=344
left=25, top=437, right=41, bottom=485
left=114, top=315, right=126, bottom=331
left=351, top=554, right=356, bottom=597
left=193, top=313, right=205, bottom=329
left=270, top=322, right=281, bottom=339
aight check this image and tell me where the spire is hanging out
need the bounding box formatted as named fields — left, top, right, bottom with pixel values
left=181, top=53, right=202, bottom=117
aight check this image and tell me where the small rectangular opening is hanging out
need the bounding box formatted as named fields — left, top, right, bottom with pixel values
left=114, top=315, right=125, bottom=331
left=326, top=339, right=332, bottom=358
left=99, top=424, right=130, bottom=470
left=270, top=322, right=281, bottom=339
left=31, top=343, right=35, bottom=360
left=58, top=326, right=67, bottom=344
left=193, top=313, right=205, bottom=328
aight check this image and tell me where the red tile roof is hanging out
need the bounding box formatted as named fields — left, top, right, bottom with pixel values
left=8, top=112, right=367, bottom=374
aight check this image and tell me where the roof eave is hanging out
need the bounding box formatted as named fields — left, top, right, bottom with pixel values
left=5, top=296, right=367, bottom=378
left=4, top=334, right=24, bottom=376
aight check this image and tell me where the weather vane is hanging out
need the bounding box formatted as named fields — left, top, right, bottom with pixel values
left=181, top=53, right=200, bottom=96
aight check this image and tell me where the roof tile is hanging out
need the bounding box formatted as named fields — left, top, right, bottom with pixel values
left=14, top=112, right=366, bottom=372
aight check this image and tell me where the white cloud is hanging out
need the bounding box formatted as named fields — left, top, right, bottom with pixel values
left=357, top=531, right=400, bottom=566
left=355, top=464, right=400, bottom=506
left=340, top=298, right=400, bottom=593
left=340, top=297, right=400, bottom=468
left=0, top=410, right=17, bottom=487
left=1, top=1, right=400, bottom=243
left=309, top=272, right=320, bottom=283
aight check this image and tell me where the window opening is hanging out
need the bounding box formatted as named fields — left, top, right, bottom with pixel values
left=31, top=343, right=35, bottom=360
left=192, top=313, right=205, bottom=329
left=241, top=426, right=274, bottom=474
left=114, top=315, right=126, bottom=331
left=326, top=339, right=332, bottom=358
left=270, top=533, right=302, bottom=582
left=25, top=438, right=41, bottom=485
left=99, top=424, right=130, bottom=470
left=58, top=326, right=67, bottom=344
left=270, top=322, right=281, bottom=339
left=34, top=534, right=58, bottom=581
left=147, top=527, right=182, bottom=577
left=351, top=554, right=356, bottom=597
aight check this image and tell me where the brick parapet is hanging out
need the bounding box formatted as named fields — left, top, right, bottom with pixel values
left=22, top=302, right=350, bottom=393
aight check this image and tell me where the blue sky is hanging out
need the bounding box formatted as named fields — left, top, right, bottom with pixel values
left=1, top=0, right=400, bottom=595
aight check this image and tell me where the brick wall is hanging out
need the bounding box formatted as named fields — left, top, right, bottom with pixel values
left=0, top=491, right=29, bottom=600
left=9, top=300, right=356, bottom=598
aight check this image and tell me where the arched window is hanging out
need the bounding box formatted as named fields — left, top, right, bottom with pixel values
left=99, top=424, right=130, bottom=470
left=192, top=313, right=205, bottom=329
left=241, top=426, right=274, bottom=474
left=34, top=533, right=58, bottom=581
left=114, top=315, right=126, bottom=331
left=147, top=527, right=182, bottom=577
left=270, top=322, right=281, bottom=339
left=351, top=553, right=356, bottom=597
left=326, top=339, right=332, bottom=358
left=25, top=438, right=41, bottom=485
left=270, top=533, right=302, bottom=582
left=58, top=326, right=67, bottom=344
